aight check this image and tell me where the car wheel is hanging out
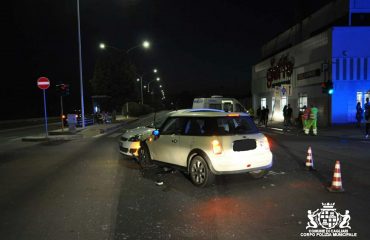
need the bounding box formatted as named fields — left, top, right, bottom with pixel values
left=189, top=155, right=214, bottom=187
left=249, top=169, right=268, bottom=179
left=139, top=144, right=153, bottom=167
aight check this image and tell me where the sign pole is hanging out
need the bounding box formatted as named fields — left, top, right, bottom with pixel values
left=43, top=89, right=48, bottom=137
left=61, top=95, right=64, bottom=132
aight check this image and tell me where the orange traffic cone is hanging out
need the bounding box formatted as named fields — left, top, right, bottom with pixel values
left=327, top=160, right=344, bottom=192
left=305, top=146, right=315, bottom=170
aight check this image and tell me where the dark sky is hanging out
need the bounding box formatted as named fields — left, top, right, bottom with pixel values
left=4, top=0, right=331, bottom=119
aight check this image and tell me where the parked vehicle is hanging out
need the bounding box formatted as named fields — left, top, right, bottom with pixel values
left=139, top=109, right=273, bottom=187
left=192, top=95, right=248, bottom=113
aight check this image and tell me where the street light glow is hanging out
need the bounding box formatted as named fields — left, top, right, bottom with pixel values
left=142, top=40, right=150, bottom=49
left=137, top=78, right=140, bottom=82
left=153, top=69, right=158, bottom=73
left=156, top=77, right=160, bottom=81
left=99, top=43, right=106, bottom=49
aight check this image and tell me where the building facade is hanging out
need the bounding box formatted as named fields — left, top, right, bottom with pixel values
left=251, top=0, right=370, bottom=126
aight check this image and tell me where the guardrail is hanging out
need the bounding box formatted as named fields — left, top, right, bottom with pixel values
left=0, top=117, right=60, bottom=130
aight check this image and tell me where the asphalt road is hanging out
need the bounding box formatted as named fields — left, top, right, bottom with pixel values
left=0, top=115, right=369, bottom=240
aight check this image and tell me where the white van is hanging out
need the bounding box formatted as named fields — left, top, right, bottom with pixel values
left=192, top=95, right=248, bottom=113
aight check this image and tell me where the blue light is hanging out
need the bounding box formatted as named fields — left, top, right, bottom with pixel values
left=331, top=27, right=370, bottom=124
left=153, top=130, right=159, bottom=136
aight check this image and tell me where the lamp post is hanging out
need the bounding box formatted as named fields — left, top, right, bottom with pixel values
left=147, top=77, right=160, bottom=93
left=99, top=40, right=150, bottom=53
left=136, top=68, right=158, bottom=104
left=98, top=40, right=151, bottom=110
left=77, top=0, right=86, bottom=128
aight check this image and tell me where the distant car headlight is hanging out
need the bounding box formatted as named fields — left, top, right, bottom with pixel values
left=128, top=135, right=141, bottom=142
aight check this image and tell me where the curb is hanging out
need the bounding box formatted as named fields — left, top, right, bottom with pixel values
left=22, top=134, right=83, bottom=142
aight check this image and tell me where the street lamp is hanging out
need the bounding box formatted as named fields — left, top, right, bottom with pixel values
left=99, top=41, right=151, bottom=105
left=147, top=77, right=160, bottom=93
left=136, top=69, right=158, bottom=104
left=77, top=0, right=86, bottom=128
left=99, top=40, right=150, bottom=53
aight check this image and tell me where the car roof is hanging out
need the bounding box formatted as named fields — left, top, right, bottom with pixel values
left=168, top=109, right=250, bottom=117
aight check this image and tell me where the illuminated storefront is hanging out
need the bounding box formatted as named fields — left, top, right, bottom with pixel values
left=251, top=0, right=370, bottom=126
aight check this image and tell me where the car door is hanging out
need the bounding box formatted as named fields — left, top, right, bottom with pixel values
left=150, top=117, right=186, bottom=165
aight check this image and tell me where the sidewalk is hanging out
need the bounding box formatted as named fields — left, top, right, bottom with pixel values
left=259, top=120, right=369, bottom=141
left=22, top=116, right=138, bottom=142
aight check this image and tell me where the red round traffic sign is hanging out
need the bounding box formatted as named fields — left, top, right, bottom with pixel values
left=37, top=77, right=50, bottom=90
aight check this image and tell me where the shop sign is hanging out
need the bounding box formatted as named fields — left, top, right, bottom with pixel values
left=266, top=54, right=295, bottom=88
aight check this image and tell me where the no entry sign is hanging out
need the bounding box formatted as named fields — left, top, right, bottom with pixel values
left=37, top=77, right=50, bottom=90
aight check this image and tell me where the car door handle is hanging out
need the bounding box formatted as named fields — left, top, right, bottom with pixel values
left=172, top=139, right=178, bottom=143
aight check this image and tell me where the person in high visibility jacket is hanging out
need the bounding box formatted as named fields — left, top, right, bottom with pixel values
left=302, top=105, right=310, bottom=132
left=305, top=104, right=318, bottom=135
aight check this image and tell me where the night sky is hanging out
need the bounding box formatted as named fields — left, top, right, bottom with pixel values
left=4, top=0, right=332, bottom=120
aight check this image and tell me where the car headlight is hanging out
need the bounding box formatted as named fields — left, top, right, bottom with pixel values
left=128, top=135, right=141, bottom=142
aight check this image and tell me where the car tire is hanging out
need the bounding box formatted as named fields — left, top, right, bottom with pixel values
left=189, top=155, right=214, bottom=187
left=249, top=169, right=268, bottom=179
left=139, top=144, right=153, bottom=167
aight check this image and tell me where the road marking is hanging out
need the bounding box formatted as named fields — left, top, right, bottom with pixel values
left=267, top=171, right=286, bottom=176
left=108, top=133, right=122, bottom=138
left=93, top=133, right=105, bottom=138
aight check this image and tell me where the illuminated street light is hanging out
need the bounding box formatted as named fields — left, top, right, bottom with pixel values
left=98, top=41, right=152, bottom=104
left=142, top=40, right=150, bottom=49
left=100, top=40, right=151, bottom=53
left=153, top=69, right=158, bottom=73
left=148, top=77, right=161, bottom=93
left=136, top=68, right=158, bottom=104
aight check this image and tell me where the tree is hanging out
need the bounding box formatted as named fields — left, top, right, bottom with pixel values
left=90, top=51, right=139, bottom=112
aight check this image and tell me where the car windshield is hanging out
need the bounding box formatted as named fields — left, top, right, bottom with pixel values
left=146, top=114, right=169, bottom=128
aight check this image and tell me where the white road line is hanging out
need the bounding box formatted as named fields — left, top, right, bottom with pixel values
left=93, top=133, right=105, bottom=138
left=109, top=133, right=122, bottom=138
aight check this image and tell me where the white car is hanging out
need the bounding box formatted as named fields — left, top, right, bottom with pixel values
left=119, top=112, right=170, bottom=157
left=119, top=126, right=154, bottom=157
left=139, top=110, right=273, bottom=187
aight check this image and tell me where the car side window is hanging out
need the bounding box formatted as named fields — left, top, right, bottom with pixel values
left=161, top=117, right=186, bottom=135
left=184, top=118, right=205, bottom=136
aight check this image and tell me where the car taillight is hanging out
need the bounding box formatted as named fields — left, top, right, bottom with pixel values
left=259, top=137, right=270, bottom=150
left=212, top=140, right=222, bottom=155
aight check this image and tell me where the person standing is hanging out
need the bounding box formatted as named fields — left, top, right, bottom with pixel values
left=283, top=105, right=288, bottom=126
left=287, top=104, right=293, bottom=126
left=355, top=102, right=363, bottom=128
left=364, top=97, right=370, bottom=138
left=259, top=106, right=265, bottom=126
left=264, top=105, right=270, bottom=127
left=305, top=104, right=318, bottom=135
left=257, top=106, right=262, bottom=125
left=302, top=105, right=310, bottom=135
